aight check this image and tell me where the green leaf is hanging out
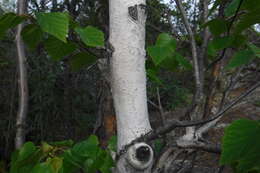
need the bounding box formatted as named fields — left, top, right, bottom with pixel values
left=69, top=52, right=97, bottom=71
left=220, top=119, right=260, bottom=172
left=147, top=45, right=172, bottom=65
left=230, top=34, right=247, bottom=47
left=72, top=135, right=99, bottom=158
left=99, top=151, right=114, bottom=173
left=209, top=36, right=233, bottom=51
left=147, top=33, right=177, bottom=66
left=49, top=157, right=63, bottom=173
left=0, top=13, right=26, bottom=39
left=31, top=163, right=53, bottom=173
left=225, top=0, right=240, bottom=17
left=160, top=55, right=179, bottom=72
left=21, top=24, right=44, bottom=50
left=62, top=150, right=84, bottom=169
left=18, top=142, right=37, bottom=162
left=226, top=50, right=255, bottom=68
left=83, top=159, right=97, bottom=173
left=44, top=36, right=76, bottom=61
left=146, top=68, right=163, bottom=85
left=36, top=12, right=69, bottom=42
left=107, top=136, right=117, bottom=152
left=41, top=142, right=53, bottom=153
left=248, top=43, right=260, bottom=58
left=241, top=0, right=260, bottom=12
left=75, top=26, right=104, bottom=47
left=156, top=33, right=176, bottom=50
left=235, top=10, right=260, bottom=34
left=206, top=19, right=228, bottom=36
left=175, top=53, right=192, bottom=70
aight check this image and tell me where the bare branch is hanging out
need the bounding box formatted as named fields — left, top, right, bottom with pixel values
left=174, top=0, right=202, bottom=94
left=144, top=81, right=260, bottom=141
left=177, top=141, right=221, bottom=154
left=15, top=0, right=28, bottom=149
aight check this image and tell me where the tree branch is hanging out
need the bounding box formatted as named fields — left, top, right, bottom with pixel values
left=15, top=0, right=28, bottom=149
left=174, top=0, right=202, bottom=94
left=145, top=81, right=260, bottom=141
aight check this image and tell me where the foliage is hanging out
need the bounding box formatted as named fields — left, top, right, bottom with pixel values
left=0, top=0, right=260, bottom=172
left=220, top=119, right=260, bottom=173
left=5, top=135, right=116, bottom=173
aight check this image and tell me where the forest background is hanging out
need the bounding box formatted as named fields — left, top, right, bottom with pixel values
left=0, top=0, right=260, bottom=172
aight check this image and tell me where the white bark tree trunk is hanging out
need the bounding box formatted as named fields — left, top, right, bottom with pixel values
left=109, top=0, right=153, bottom=172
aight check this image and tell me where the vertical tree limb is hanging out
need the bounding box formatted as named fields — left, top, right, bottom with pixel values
left=174, top=0, right=204, bottom=140
left=15, top=0, right=28, bottom=149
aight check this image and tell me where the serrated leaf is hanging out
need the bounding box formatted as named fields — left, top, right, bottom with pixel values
left=248, top=43, right=260, bottom=58
left=225, top=0, right=240, bottom=17
left=220, top=119, right=260, bottom=172
left=44, top=36, right=76, bottom=61
left=226, top=50, right=254, bottom=68
left=206, top=19, right=228, bottom=36
left=36, top=12, right=69, bottom=42
left=72, top=135, right=99, bottom=158
left=69, top=52, right=97, bottom=71
left=18, top=142, right=37, bottom=162
left=75, top=26, right=104, bottom=47
left=21, top=24, right=43, bottom=50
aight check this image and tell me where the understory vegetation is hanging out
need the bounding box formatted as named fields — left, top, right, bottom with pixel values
left=0, top=0, right=260, bottom=172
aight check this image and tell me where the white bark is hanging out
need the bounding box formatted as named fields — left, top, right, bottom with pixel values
left=109, top=0, right=153, bottom=172
left=109, top=0, right=151, bottom=149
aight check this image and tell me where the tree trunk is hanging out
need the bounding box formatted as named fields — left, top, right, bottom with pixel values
left=15, top=0, right=28, bottom=149
left=109, top=0, right=153, bottom=172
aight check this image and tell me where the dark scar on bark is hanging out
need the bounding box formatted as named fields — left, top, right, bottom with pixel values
left=136, top=146, right=150, bottom=162
left=128, top=4, right=147, bottom=21
left=128, top=4, right=138, bottom=21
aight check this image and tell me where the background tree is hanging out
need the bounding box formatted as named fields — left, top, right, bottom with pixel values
left=0, top=0, right=259, bottom=172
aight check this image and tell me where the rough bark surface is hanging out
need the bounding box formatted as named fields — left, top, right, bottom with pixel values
left=109, top=0, right=153, bottom=172
left=109, top=0, right=151, bottom=150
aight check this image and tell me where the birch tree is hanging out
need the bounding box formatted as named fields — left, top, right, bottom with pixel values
left=109, top=0, right=154, bottom=172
